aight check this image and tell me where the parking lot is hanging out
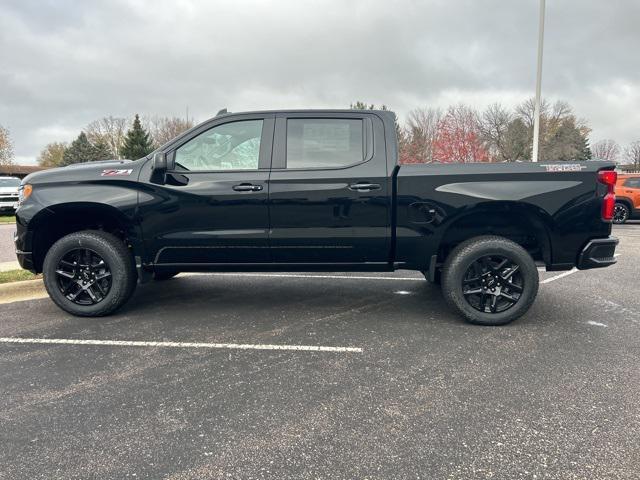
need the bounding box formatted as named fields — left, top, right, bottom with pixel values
left=1, top=224, right=639, bottom=479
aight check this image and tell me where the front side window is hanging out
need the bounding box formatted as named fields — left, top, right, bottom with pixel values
left=286, top=118, right=364, bottom=169
left=174, top=120, right=263, bottom=171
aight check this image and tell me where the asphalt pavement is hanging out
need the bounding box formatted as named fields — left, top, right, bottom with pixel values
left=0, top=225, right=639, bottom=479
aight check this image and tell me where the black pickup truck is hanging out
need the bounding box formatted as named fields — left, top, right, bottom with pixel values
left=15, top=109, right=619, bottom=325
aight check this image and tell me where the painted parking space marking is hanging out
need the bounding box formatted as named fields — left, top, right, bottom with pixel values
left=0, top=337, right=362, bottom=353
left=540, top=268, right=578, bottom=284
left=587, top=321, right=607, bottom=328
left=540, top=254, right=621, bottom=284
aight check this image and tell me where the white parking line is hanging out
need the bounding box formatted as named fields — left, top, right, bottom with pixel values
left=540, top=268, right=578, bottom=284
left=0, top=337, right=362, bottom=353
left=539, top=254, right=620, bottom=285
left=587, top=321, right=607, bottom=328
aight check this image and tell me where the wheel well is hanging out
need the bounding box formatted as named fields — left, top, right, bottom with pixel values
left=30, top=205, right=131, bottom=273
left=616, top=197, right=632, bottom=209
left=438, top=208, right=551, bottom=265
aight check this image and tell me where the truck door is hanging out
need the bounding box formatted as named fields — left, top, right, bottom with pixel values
left=139, top=115, right=274, bottom=266
left=623, top=177, right=640, bottom=211
left=268, top=112, right=391, bottom=265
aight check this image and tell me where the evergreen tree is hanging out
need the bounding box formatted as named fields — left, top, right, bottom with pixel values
left=121, top=114, right=154, bottom=159
left=62, top=132, right=112, bottom=166
left=503, top=118, right=531, bottom=161
left=577, top=135, right=592, bottom=161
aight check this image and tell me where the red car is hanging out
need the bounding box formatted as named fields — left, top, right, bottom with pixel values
left=614, top=174, right=640, bottom=223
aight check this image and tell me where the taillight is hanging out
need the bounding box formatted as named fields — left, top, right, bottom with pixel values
left=598, top=170, right=617, bottom=221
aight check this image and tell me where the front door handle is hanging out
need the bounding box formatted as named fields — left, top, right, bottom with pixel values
left=349, top=183, right=381, bottom=192
left=233, top=183, right=263, bottom=192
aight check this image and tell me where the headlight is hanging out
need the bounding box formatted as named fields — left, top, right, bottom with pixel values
left=18, top=184, right=33, bottom=205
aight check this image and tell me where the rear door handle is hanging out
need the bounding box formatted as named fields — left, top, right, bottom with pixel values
left=233, top=184, right=263, bottom=192
left=348, top=183, right=381, bottom=192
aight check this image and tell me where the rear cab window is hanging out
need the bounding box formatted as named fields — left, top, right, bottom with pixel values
left=286, top=118, right=365, bottom=169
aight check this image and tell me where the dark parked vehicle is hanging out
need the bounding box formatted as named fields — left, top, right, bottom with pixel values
left=15, top=110, right=619, bottom=325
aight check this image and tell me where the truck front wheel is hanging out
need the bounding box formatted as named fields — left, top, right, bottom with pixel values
left=42, top=230, right=137, bottom=317
left=441, top=236, right=539, bottom=326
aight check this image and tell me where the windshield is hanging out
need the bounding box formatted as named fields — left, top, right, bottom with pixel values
left=0, top=178, right=20, bottom=187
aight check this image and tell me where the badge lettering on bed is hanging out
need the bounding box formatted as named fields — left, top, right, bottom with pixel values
left=540, top=164, right=587, bottom=172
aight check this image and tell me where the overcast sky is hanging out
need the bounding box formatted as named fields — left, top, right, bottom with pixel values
left=2, top=0, right=639, bottom=164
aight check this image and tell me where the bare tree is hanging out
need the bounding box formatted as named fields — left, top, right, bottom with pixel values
left=402, top=107, right=442, bottom=163
left=515, top=98, right=549, bottom=130
left=592, top=139, right=620, bottom=162
left=433, top=104, right=488, bottom=163
left=625, top=141, right=640, bottom=169
left=38, top=142, right=68, bottom=167
left=479, top=103, right=513, bottom=161
left=145, top=116, right=195, bottom=148
left=0, top=124, right=15, bottom=167
left=514, top=98, right=591, bottom=161
left=85, top=116, right=128, bottom=159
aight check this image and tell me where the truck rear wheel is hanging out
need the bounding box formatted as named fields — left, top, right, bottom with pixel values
left=42, top=230, right=137, bottom=317
left=441, top=236, right=539, bottom=326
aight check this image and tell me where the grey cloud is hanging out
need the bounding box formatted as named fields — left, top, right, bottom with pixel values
left=1, top=0, right=639, bottom=163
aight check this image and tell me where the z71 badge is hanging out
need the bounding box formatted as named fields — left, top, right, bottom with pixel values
left=101, top=169, right=133, bottom=177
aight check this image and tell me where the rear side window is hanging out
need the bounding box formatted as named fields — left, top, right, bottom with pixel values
left=286, top=118, right=363, bottom=169
left=624, top=178, right=640, bottom=188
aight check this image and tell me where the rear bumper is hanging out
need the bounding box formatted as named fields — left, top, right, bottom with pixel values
left=576, top=236, right=618, bottom=270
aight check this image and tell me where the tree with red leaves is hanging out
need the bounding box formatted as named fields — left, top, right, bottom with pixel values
left=432, top=105, right=489, bottom=163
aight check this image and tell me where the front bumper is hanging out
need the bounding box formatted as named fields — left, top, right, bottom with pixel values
left=14, top=224, right=36, bottom=273
left=0, top=201, right=18, bottom=210
left=576, top=236, right=618, bottom=270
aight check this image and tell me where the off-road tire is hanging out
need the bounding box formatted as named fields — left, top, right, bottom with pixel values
left=613, top=202, right=630, bottom=224
left=43, top=230, right=137, bottom=317
left=441, top=235, right=539, bottom=326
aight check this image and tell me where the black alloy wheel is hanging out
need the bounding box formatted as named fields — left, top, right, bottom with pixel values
left=613, top=203, right=629, bottom=224
left=43, top=230, right=137, bottom=316
left=461, top=255, right=523, bottom=314
left=441, top=235, right=539, bottom=326
left=55, top=248, right=113, bottom=305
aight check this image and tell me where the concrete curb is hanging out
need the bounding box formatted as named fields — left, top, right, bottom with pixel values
left=0, top=261, right=21, bottom=272
left=0, top=278, right=48, bottom=304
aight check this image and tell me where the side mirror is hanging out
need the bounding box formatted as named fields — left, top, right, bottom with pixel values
left=152, top=152, right=167, bottom=172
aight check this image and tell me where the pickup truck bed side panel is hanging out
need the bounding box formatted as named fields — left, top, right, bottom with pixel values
left=395, top=162, right=613, bottom=270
